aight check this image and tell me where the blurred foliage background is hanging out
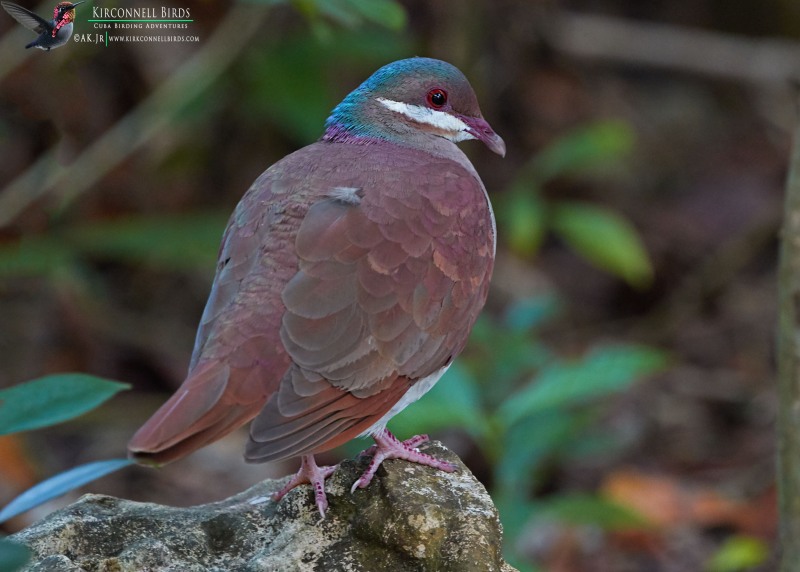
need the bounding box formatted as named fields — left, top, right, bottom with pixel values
left=0, top=0, right=787, bottom=570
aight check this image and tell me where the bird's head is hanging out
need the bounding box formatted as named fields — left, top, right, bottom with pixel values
left=324, top=57, right=505, bottom=157
left=54, top=0, right=82, bottom=23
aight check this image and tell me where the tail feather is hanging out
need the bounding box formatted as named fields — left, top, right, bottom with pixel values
left=245, top=370, right=413, bottom=462
left=128, top=361, right=268, bottom=465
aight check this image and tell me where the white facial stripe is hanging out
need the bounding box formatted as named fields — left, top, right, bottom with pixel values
left=376, top=97, right=476, bottom=142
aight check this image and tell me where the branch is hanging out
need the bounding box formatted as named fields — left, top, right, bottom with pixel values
left=548, top=11, right=800, bottom=85
left=778, top=91, right=800, bottom=571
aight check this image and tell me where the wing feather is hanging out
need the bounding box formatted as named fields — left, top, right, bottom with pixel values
left=248, top=145, right=494, bottom=459
left=1, top=2, right=48, bottom=33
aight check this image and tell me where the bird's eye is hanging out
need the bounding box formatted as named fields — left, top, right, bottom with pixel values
left=427, top=89, right=447, bottom=108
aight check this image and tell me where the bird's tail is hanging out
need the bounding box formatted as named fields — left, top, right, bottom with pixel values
left=128, top=360, right=268, bottom=465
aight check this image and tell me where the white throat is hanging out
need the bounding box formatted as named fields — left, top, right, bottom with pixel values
left=376, top=97, right=476, bottom=143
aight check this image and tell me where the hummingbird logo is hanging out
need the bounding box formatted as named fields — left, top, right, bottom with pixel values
left=1, top=1, right=84, bottom=50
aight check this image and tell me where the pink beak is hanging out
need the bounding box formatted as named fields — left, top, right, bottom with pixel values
left=461, top=116, right=506, bottom=157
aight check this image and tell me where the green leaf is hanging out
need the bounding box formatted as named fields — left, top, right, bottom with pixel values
left=499, top=345, right=668, bottom=427
left=0, top=212, right=229, bottom=280
left=243, top=29, right=411, bottom=143
left=498, top=186, right=547, bottom=257
left=341, top=0, right=406, bottom=30
left=307, top=0, right=406, bottom=30
left=561, top=426, right=629, bottom=461
left=0, top=538, right=30, bottom=572
left=534, top=493, right=651, bottom=530
left=0, top=235, right=76, bottom=278
left=243, top=40, right=332, bottom=143
left=551, top=201, right=653, bottom=287
left=67, top=211, right=229, bottom=272
left=0, top=459, right=133, bottom=524
left=258, top=0, right=406, bottom=30
left=706, top=535, right=769, bottom=572
left=0, top=374, right=130, bottom=436
left=527, top=120, right=635, bottom=183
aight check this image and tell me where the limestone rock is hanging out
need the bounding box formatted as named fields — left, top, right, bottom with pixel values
left=12, top=441, right=518, bottom=572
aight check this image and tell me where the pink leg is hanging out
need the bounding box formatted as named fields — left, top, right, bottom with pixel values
left=350, top=429, right=457, bottom=493
left=272, top=454, right=336, bottom=518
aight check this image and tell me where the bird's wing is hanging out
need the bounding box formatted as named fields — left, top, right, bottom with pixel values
left=1, top=2, right=49, bottom=33
left=128, top=155, right=306, bottom=464
left=247, top=145, right=495, bottom=461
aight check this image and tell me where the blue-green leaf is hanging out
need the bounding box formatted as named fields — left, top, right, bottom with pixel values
left=465, top=318, right=552, bottom=408
left=0, top=459, right=133, bottom=523
left=388, top=362, right=488, bottom=439
left=495, top=411, right=588, bottom=490
left=0, top=374, right=130, bottom=436
left=0, top=538, right=30, bottom=572
left=492, top=493, right=538, bottom=556
left=551, top=201, right=653, bottom=287
left=502, top=294, right=562, bottom=333
left=499, top=345, right=668, bottom=427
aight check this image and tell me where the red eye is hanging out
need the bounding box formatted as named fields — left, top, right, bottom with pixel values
left=427, top=89, right=447, bottom=108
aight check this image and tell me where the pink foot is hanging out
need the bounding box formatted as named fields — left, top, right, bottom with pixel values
left=350, top=429, right=457, bottom=493
left=273, top=454, right=336, bottom=518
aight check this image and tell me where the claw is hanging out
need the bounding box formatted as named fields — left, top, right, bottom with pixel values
left=272, top=454, right=336, bottom=518
left=350, top=429, right=456, bottom=493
